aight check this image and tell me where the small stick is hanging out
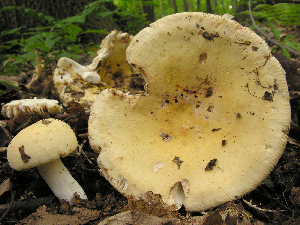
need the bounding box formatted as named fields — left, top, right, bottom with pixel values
left=0, top=190, right=16, bottom=222
left=0, top=196, right=54, bottom=215
left=77, top=140, right=94, bottom=165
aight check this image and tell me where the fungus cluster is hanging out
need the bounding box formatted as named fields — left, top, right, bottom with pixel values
left=89, top=12, right=290, bottom=211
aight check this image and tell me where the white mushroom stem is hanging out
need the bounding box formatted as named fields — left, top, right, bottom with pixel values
left=37, top=159, right=87, bottom=204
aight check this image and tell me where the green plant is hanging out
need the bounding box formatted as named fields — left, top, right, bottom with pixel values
left=269, top=23, right=300, bottom=58
left=0, top=80, right=20, bottom=96
left=60, top=0, right=115, bottom=24
left=2, top=22, right=106, bottom=76
left=0, top=6, right=55, bottom=29
left=253, top=3, right=300, bottom=26
left=115, top=11, right=149, bottom=34
left=0, top=0, right=115, bottom=76
left=0, top=27, right=23, bottom=65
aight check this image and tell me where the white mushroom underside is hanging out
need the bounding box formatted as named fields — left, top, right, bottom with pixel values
left=1, top=99, right=62, bottom=119
left=89, top=12, right=290, bottom=211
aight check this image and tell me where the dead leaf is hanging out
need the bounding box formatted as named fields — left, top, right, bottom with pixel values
left=98, top=211, right=181, bottom=225
left=203, top=210, right=225, bottom=225
left=17, top=205, right=101, bottom=225
left=0, top=124, right=11, bottom=147
left=0, top=178, right=12, bottom=197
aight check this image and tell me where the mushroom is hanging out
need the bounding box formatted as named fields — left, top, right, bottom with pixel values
left=1, top=98, right=62, bottom=119
left=7, top=118, right=87, bottom=203
left=53, top=30, right=142, bottom=108
left=88, top=12, right=290, bottom=211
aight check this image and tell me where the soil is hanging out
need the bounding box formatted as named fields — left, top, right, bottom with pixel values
left=0, top=25, right=300, bottom=224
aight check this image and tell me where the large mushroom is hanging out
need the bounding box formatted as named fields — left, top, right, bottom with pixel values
left=88, top=12, right=290, bottom=211
left=7, top=118, right=87, bottom=204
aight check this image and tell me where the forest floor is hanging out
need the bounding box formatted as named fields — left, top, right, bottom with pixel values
left=0, top=24, right=300, bottom=225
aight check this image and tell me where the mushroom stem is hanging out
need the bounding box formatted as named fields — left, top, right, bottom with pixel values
left=37, top=159, right=87, bottom=204
left=170, top=181, right=186, bottom=210
left=174, top=182, right=185, bottom=209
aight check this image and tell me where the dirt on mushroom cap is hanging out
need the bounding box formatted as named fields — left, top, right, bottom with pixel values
left=88, top=12, right=290, bottom=211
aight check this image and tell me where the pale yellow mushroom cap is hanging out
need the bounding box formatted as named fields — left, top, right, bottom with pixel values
left=88, top=12, right=290, bottom=211
left=7, top=118, right=78, bottom=171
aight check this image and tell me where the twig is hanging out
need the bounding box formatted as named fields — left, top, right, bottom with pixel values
left=242, top=199, right=286, bottom=213
left=248, top=0, right=300, bottom=57
left=0, top=147, right=8, bottom=153
left=0, top=196, right=54, bottom=215
left=77, top=140, right=94, bottom=165
left=0, top=59, right=15, bottom=74
left=62, top=113, right=81, bottom=122
left=287, top=136, right=300, bottom=146
left=0, top=190, right=16, bottom=223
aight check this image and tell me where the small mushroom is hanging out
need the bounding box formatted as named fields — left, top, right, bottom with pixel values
left=88, top=13, right=290, bottom=211
left=1, top=98, right=62, bottom=119
left=7, top=118, right=87, bottom=203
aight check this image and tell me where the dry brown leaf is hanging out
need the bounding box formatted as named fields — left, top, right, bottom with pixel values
left=17, top=205, right=101, bottom=225
left=0, top=178, right=12, bottom=197
left=98, top=211, right=181, bottom=225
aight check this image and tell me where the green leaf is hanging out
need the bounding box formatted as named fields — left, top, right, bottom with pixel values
left=80, top=30, right=108, bottom=35
left=284, top=42, right=300, bottom=51
left=269, top=24, right=281, bottom=40
left=252, top=3, right=300, bottom=26
left=98, top=11, right=114, bottom=17
left=33, top=26, right=53, bottom=31
left=24, top=33, right=44, bottom=50
left=45, top=33, right=61, bottom=49
left=64, top=24, right=83, bottom=42
left=67, top=44, right=83, bottom=54
left=281, top=47, right=290, bottom=58
left=1, top=27, right=23, bottom=36
left=20, top=51, right=36, bottom=60
left=283, top=35, right=300, bottom=51
left=0, top=80, right=20, bottom=89
left=0, top=80, right=20, bottom=95
left=36, top=43, right=52, bottom=53
left=59, top=15, right=86, bottom=25
left=0, top=39, right=20, bottom=51
left=283, top=35, right=295, bottom=41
